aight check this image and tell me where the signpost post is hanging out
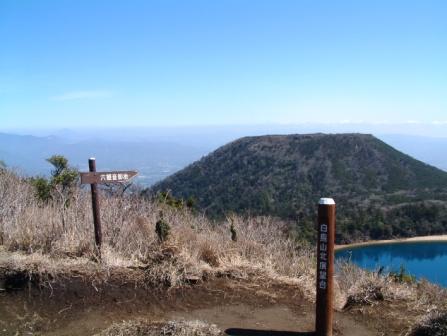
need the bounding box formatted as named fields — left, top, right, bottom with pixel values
left=88, top=158, right=102, bottom=257
left=80, top=158, right=137, bottom=259
left=315, top=197, right=336, bottom=336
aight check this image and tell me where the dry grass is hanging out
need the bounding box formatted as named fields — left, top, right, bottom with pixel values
left=95, top=320, right=223, bottom=336
left=337, top=260, right=414, bottom=306
left=337, top=259, right=447, bottom=332
left=337, top=260, right=447, bottom=309
left=410, top=311, right=447, bottom=336
left=0, top=170, right=315, bottom=289
left=406, top=311, right=447, bottom=336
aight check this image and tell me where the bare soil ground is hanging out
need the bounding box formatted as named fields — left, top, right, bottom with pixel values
left=0, top=275, right=398, bottom=336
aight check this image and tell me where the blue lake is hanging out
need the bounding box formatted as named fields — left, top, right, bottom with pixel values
left=336, top=241, right=447, bottom=287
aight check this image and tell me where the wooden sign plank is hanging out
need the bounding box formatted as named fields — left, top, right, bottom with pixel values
left=80, top=170, right=138, bottom=184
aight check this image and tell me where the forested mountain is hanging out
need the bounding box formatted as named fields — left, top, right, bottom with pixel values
left=151, top=133, right=447, bottom=243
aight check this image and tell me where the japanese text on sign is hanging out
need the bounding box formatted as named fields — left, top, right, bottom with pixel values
left=318, top=223, right=328, bottom=289
left=100, top=173, right=129, bottom=182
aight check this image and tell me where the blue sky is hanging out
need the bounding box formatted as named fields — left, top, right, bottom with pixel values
left=1, top=0, right=446, bottom=129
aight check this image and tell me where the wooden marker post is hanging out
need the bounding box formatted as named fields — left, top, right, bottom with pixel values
left=80, top=159, right=138, bottom=261
left=315, top=197, right=336, bottom=336
left=88, top=158, right=102, bottom=258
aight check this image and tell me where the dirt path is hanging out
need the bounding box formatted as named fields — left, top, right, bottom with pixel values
left=169, top=304, right=377, bottom=336
left=0, top=279, right=384, bottom=336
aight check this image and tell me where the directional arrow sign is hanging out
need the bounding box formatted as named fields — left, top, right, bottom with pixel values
left=81, top=158, right=139, bottom=260
left=80, top=170, right=138, bottom=184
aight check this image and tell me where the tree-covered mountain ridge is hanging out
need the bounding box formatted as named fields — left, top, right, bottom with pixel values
left=151, top=133, right=447, bottom=243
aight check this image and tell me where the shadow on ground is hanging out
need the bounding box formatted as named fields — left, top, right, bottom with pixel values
left=225, top=328, right=314, bottom=336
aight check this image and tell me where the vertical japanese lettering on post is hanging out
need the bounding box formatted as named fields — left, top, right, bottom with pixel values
left=318, top=223, right=328, bottom=290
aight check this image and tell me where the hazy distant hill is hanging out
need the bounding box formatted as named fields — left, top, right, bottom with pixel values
left=152, top=133, right=447, bottom=243
left=0, top=133, right=208, bottom=185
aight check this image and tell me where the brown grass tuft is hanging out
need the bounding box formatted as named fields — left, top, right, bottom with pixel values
left=198, top=242, right=220, bottom=267
left=95, top=319, right=223, bottom=336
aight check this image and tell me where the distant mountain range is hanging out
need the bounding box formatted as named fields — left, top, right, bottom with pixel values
left=0, top=133, right=208, bottom=185
left=1, top=129, right=447, bottom=187
left=151, top=134, right=447, bottom=243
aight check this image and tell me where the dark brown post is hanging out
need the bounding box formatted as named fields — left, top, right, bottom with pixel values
left=89, top=158, right=102, bottom=259
left=315, top=197, right=336, bottom=336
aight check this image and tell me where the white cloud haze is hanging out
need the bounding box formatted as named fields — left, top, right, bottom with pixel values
left=50, top=90, right=112, bottom=101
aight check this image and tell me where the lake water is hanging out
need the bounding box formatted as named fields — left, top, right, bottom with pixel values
left=336, top=241, right=447, bottom=287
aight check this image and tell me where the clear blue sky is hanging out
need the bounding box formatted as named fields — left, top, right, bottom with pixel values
left=1, top=0, right=446, bottom=129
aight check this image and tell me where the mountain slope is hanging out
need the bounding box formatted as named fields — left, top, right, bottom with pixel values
left=151, top=134, right=447, bottom=243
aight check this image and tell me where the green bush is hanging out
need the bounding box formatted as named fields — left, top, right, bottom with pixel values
left=155, top=212, right=170, bottom=242
left=31, top=177, right=52, bottom=203
left=31, top=155, right=78, bottom=205
left=389, top=265, right=416, bottom=284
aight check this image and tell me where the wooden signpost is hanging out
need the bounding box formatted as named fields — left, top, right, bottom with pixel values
left=80, top=158, right=137, bottom=259
left=315, top=197, right=336, bottom=336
